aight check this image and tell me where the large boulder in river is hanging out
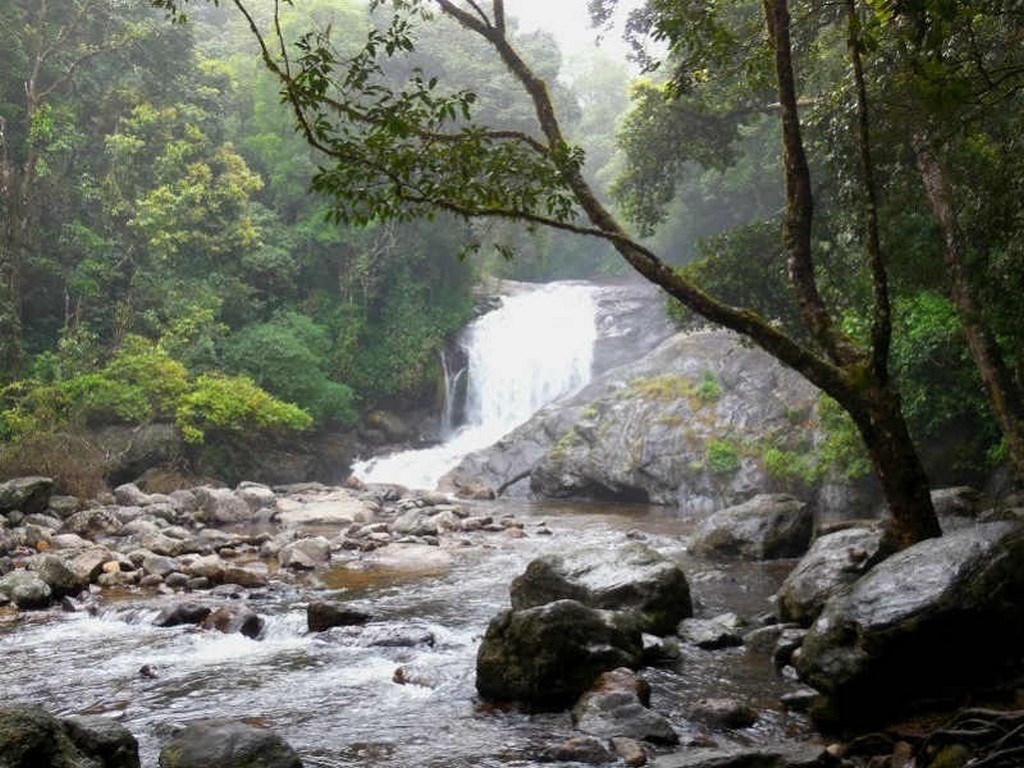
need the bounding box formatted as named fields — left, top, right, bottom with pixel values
left=0, top=569, right=52, bottom=608
left=796, top=522, right=1024, bottom=727
left=158, top=719, right=302, bottom=768
left=476, top=599, right=643, bottom=710
left=775, top=525, right=882, bottom=626
left=63, top=715, right=141, bottom=768
left=0, top=705, right=83, bottom=768
left=509, top=543, right=691, bottom=635
left=443, top=330, right=852, bottom=516
left=691, top=494, right=813, bottom=560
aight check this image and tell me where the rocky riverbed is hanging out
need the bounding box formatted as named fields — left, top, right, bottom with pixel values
left=1, top=475, right=1022, bottom=768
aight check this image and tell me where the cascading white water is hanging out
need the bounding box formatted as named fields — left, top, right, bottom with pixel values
left=353, top=281, right=598, bottom=489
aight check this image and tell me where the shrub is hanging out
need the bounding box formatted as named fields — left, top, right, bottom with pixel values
left=0, top=432, right=109, bottom=498
left=706, top=438, right=741, bottom=475
left=175, top=373, right=313, bottom=444
left=695, top=370, right=722, bottom=402
left=105, top=335, right=190, bottom=416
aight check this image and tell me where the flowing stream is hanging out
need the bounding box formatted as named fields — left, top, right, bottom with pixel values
left=352, top=282, right=598, bottom=490
left=0, top=503, right=811, bottom=768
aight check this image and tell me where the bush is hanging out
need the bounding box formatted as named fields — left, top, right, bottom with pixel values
left=706, top=438, right=741, bottom=475
left=0, top=432, right=109, bottom=498
left=105, top=335, right=190, bottom=416
left=175, top=373, right=313, bottom=444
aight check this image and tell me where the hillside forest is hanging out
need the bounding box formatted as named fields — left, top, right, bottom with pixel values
left=0, top=0, right=1022, bottom=508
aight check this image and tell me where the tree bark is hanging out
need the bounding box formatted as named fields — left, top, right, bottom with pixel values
left=914, top=136, right=1024, bottom=483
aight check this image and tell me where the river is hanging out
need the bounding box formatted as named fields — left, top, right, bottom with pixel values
left=0, top=500, right=811, bottom=767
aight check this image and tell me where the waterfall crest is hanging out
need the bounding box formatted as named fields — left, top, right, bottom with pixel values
left=353, top=282, right=597, bottom=490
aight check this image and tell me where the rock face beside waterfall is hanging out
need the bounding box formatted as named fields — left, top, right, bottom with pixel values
left=443, top=330, right=838, bottom=512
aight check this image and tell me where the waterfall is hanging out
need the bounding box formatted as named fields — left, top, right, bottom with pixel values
left=439, top=349, right=466, bottom=440
left=353, top=281, right=598, bottom=490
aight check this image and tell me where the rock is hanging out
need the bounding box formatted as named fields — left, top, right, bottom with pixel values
left=273, top=488, right=373, bottom=527
left=691, top=495, right=812, bottom=560
left=306, top=601, right=372, bottom=632
left=573, top=668, right=678, bottom=744
left=62, top=508, right=123, bottom=537
left=612, top=737, right=648, bottom=767
left=797, top=522, right=1024, bottom=727
left=46, top=496, right=80, bottom=519
left=154, top=601, right=212, bottom=627
left=0, top=569, right=52, bottom=608
left=932, top=486, right=984, bottom=528
left=389, top=509, right=439, bottom=537
left=68, top=547, right=111, bottom=585
left=678, top=614, right=744, bottom=650
left=476, top=599, right=643, bottom=710
left=540, top=736, right=615, bottom=764
left=0, top=476, right=54, bottom=516
left=142, top=554, right=179, bottom=578
left=26, top=553, right=87, bottom=597
left=201, top=604, right=264, bottom=638
left=687, top=698, right=758, bottom=729
left=221, top=563, right=269, bottom=588
left=182, top=554, right=225, bottom=582
left=194, top=487, right=251, bottom=525
left=772, top=629, right=807, bottom=670
left=776, top=526, right=882, bottom=626
left=235, top=482, right=277, bottom=512
left=779, top=688, right=821, bottom=713
left=62, top=715, right=141, bottom=768
left=509, top=543, right=692, bottom=635
left=158, top=718, right=302, bottom=768
left=277, top=537, right=330, bottom=569
left=653, top=743, right=829, bottom=768
left=113, top=483, right=151, bottom=507
left=0, top=704, right=90, bottom=768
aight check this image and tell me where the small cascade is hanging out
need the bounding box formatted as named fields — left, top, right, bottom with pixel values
left=439, top=348, right=466, bottom=440
left=353, top=282, right=598, bottom=489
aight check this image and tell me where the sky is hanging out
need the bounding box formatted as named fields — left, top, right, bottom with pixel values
left=502, top=0, right=638, bottom=62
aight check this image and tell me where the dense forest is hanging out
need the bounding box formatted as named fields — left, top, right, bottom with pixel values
left=1, top=0, right=1022, bottom=516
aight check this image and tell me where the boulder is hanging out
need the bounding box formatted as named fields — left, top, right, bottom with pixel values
left=68, top=547, right=112, bottom=585
left=62, top=715, right=140, bottom=768
left=389, top=510, right=438, bottom=537
left=797, top=522, right=1024, bottom=727
left=0, top=476, right=54, bottom=516
left=221, top=563, right=269, bottom=588
left=26, top=553, right=88, bottom=597
left=476, top=599, right=643, bottom=710
left=201, top=604, right=264, bottom=639
left=154, top=602, right=212, bottom=628
left=654, top=744, right=828, bottom=768
left=572, top=668, right=678, bottom=744
left=775, top=526, right=881, bottom=626
left=194, top=487, right=250, bottom=525
left=509, top=543, right=691, bottom=635
left=691, top=495, right=812, bottom=560
left=0, top=704, right=87, bottom=768
left=113, top=483, right=151, bottom=507
left=235, top=483, right=277, bottom=513
left=306, top=601, right=372, bottom=632
left=277, top=537, right=330, bottom=570
left=0, top=569, right=52, bottom=608
left=62, top=508, right=123, bottom=537
left=678, top=614, right=744, bottom=650
left=687, top=698, right=758, bottom=729
left=158, top=719, right=302, bottom=768
left=540, top=736, right=615, bottom=764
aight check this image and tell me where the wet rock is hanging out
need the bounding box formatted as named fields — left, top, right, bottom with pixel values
left=692, top=495, right=812, bottom=560
left=0, top=704, right=92, bottom=768
left=182, top=554, right=225, bottom=582
left=62, top=714, right=140, bottom=768
left=164, top=573, right=190, bottom=590
left=642, top=633, right=681, bottom=664
left=194, top=487, right=251, bottom=525
left=540, top=735, right=615, bottom=764
left=158, top=718, right=302, bottom=768
left=573, top=668, right=678, bottom=744
left=201, top=604, right=264, bottom=638
left=654, top=743, right=829, bottom=768
left=776, top=526, right=882, bottom=626
left=772, top=628, right=807, bottom=670
left=389, top=509, right=439, bottom=537
left=612, top=737, right=648, bottom=767
left=154, top=601, right=212, bottom=627
left=306, top=601, right=372, bottom=632
left=353, top=624, right=435, bottom=648
left=743, top=624, right=795, bottom=654
left=932, top=486, right=984, bottom=531
left=0, top=569, right=52, bottom=608
left=678, top=614, right=744, bottom=650
left=797, top=522, right=1024, bottom=727
left=779, top=688, right=821, bottom=713
left=0, top=476, right=54, bottom=516
left=687, top=698, right=758, bottom=729
left=142, top=554, right=179, bottom=578
left=510, top=543, right=691, bottom=635
left=68, top=547, right=111, bottom=585
left=476, top=599, right=643, bottom=710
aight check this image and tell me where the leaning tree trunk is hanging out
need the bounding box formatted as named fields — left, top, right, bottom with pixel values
left=914, top=137, right=1024, bottom=484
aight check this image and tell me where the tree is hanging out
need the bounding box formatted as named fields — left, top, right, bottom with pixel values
left=206, top=0, right=941, bottom=550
